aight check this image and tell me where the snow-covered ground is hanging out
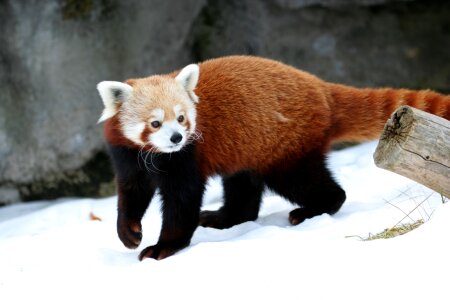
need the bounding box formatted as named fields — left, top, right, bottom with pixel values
left=0, top=142, right=448, bottom=300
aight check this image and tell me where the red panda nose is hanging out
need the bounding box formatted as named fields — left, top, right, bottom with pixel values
left=170, top=132, right=183, bottom=144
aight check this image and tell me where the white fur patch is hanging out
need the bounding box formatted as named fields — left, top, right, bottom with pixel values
left=274, top=111, right=290, bottom=123
left=150, top=108, right=165, bottom=121
left=175, top=64, right=199, bottom=103
left=174, top=104, right=183, bottom=118
left=150, top=120, right=187, bottom=153
left=97, top=81, right=133, bottom=123
left=187, top=107, right=197, bottom=134
left=122, top=122, right=145, bottom=146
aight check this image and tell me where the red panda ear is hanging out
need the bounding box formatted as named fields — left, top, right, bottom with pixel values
left=175, top=64, right=199, bottom=103
left=125, top=79, right=137, bottom=86
left=96, top=81, right=133, bottom=123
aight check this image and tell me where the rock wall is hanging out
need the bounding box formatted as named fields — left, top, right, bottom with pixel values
left=1, top=0, right=449, bottom=204
left=191, top=0, right=450, bottom=89
left=0, top=0, right=206, bottom=203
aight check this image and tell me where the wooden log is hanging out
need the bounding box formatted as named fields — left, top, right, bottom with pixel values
left=373, top=105, right=450, bottom=198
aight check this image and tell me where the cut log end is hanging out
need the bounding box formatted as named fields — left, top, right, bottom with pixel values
left=379, top=106, right=414, bottom=143
left=374, top=105, right=450, bottom=198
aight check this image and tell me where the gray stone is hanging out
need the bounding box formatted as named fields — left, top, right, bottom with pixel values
left=0, top=0, right=205, bottom=203
left=0, top=187, right=21, bottom=205
left=272, top=0, right=413, bottom=9
left=191, top=0, right=450, bottom=90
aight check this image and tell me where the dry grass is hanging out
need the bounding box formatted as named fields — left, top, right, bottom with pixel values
left=364, top=219, right=424, bottom=241
left=346, top=189, right=443, bottom=241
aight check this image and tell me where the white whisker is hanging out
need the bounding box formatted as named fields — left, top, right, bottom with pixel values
left=149, top=148, right=164, bottom=173
left=138, top=144, right=147, bottom=171
left=139, top=145, right=166, bottom=174
left=186, top=129, right=203, bottom=146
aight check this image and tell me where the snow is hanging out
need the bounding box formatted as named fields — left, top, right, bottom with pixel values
left=0, top=141, right=448, bottom=300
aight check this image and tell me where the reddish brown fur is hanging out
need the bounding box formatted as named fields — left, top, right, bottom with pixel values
left=104, top=115, right=131, bottom=147
left=193, top=57, right=332, bottom=176
left=104, top=56, right=450, bottom=178
left=327, top=84, right=450, bottom=142
left=104, top=115, right=153, bottom=152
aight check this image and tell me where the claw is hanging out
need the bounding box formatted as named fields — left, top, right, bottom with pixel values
left=139, top=244, right=178, bottom=261
left=117, top=216, right=142, bottom=249
left=288, top=208, right=308, bottom=225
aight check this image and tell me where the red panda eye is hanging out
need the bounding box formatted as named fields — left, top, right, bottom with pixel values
left=151, top=121, right=161, bottom=128
left=177, top=115, right=185, bottom=123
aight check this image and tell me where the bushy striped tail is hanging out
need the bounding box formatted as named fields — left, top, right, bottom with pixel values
left=327, top=83, right=450, bottom=143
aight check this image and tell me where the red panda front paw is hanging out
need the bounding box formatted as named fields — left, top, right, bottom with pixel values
left=199, top=210, right=231, bottom=229
left=288, top=208, right=309, bottom=225
left=138, top=240, right=189, bottom=261
left=117, top=214, right=142, bottom=249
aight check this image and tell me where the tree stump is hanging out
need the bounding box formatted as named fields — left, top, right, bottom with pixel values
left=373, top=106, right=450, bottom=198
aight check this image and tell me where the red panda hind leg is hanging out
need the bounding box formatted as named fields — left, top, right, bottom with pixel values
left=264, top=152, right=346, bottom=225
left=199, top=171, right=265, bottom=229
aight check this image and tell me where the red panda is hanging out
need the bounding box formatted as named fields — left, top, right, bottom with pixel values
left=97, top=56, right=450, bottom=261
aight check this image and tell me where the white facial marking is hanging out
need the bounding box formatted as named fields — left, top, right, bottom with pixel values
left=187, top=107, right=197, bottom=134
left=174, top=104, right=183, bottom=117
left=150, top=120, right=187, bottom=153
left=123, top=122, right=145, bottom=145
left=150, top=108, right=165, bottom=122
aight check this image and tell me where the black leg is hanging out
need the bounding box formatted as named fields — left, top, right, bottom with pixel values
left=139, top=144, right=206, bottom=260
left=264, top=152, right=346, bottom=225
left=199, top=171, right=264, bottom=229
left=108, top=145, right=156, bottom=249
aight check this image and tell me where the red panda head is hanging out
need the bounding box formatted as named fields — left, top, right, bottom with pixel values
left=97, top=64, right=199, bottom=153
